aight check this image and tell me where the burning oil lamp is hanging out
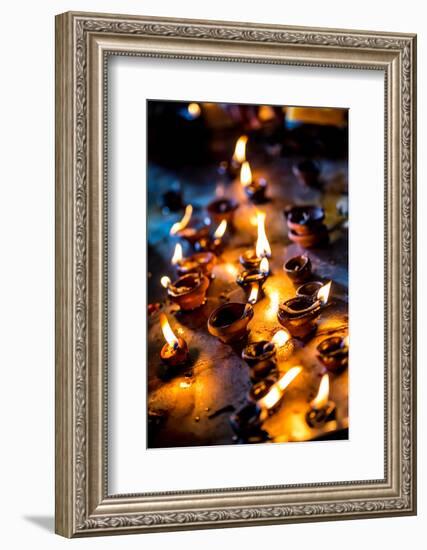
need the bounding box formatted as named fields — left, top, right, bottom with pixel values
left=161, top=273, right=210, bottom=311
left=195, top=219, right=228, bottom=255
left=207, top=302, right=254, bottom=344
left=240, top=161, right=268, bottom=203
left=271, top=328, right=294, bottom=358
left=283, top=255, right=312, bottom=284
left=278, top=281, right=331, bottom=339
left=170, top=204, right=210, bottom=247
left=206, top=198, right=239, bottom=227
left=242, top=341, right=278, bottom=381
left=256, top=366, right=303, bottom=419
left=171, top=243, right=216, bottom=278
left=317, top=335, right=349, bottom=372
left=240, top=210, right=271, bottom=270
left=306, top=373, right=336, bottom=428
left=296, top=281, right=323, bottom=298
left=237, top=258, right=270, bottom=302
left=159, top=312, right=189, bottom=368
left=284, top=205, right=328, bottom=248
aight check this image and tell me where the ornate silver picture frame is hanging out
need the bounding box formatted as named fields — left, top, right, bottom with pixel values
left=55, top=11, right=416, bottom=537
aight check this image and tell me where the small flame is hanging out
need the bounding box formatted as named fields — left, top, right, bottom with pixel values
left=317, top=281, right=332, bottom=305
left=344, top=335, right=349, bottom=347
left=272, top=329, right=291, bottom=347
left=233, top=135, right=248, bottom=163
left=170, top=205, right=193, bottom=235
left=255, top=211, right=271, bottom=258
left=311, top=373, right=329, bottom=409
left=248, top=282, right=259, bottom=304
left=214, top=219, right=227, bottom=239
left=277, top=366, right=303, bottom=391
left=260, top=257, right=269, bottom=275
left=171, top=243, right=183, bottom=265
left=240, top=161, right=252, bottom=187
left=187, top=102, right=201, bottom=118
left=160, top=312, right=179, bottom=348
left=258, top=366, right=302, bottom=410
left=160, top=276, right=171, bottom=289
left=179, top=380, right=192, bottom=389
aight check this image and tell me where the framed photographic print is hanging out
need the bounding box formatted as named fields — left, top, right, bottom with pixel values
left=55, top=12, right=417, bottom=537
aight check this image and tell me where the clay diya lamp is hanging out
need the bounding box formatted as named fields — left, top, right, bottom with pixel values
left=229, top=401, right=269, bottom=443
left=220, top=135, right=248, bottom=178
left=284, top=205, right=328, bottom=248
left=159, top=313, right=190, bottom=369
left=317, top=336, right=349, bottom=372
left=292, top=159, right=321, bottom=189
left=240, top=161, right=268, bottom=203
left=296, top=281, right=323, bottom=298
left=236, top=258, right=269, bottom=303
left=242, top=341, right=278, bottom=382
left=283, top=255, right=312, bottom=284
left=165, top=273, right=210, bottom=311
left=206, top=198, right=239, bottom=227
left=194, top=219, right=228, bottom=255
left=277, top=295, right=321, bottom=339
left=306, top=373, right=336, bottom=428
left=240, top=249, right=261, bottom=270
left=176, top=219, right=210, bottom=248
left=208, top=302, right=254, bottom=344
left=175, top=251, right=216, bottom=278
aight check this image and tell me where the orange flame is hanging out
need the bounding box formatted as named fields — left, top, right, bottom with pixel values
left=233, top=135, right=248, bottom=163
left=344, top=335, right=349, bottom=347
left=248, top=282, right=259, bottom=304
left=271, top=329, right=291, bottom=347
left=258, top=105, right=275, bottom=122
left=240, top=161, right=252, bottom=187
left=317, top=281, right=332, bottom=305
left=255, top=211, right=271, bottom=258
left=258, top=366, right=302, bottom=410
left=171, top=243, right=183, bottom=265
left=214, top=219, right=227, bottom=239
left=170, top=205, right=193, bottom=235
left=311, top=373, right=329, bottom=409
left=160, top=313, right=179, bottom=348
left=160, top=276, right=171, bottom=289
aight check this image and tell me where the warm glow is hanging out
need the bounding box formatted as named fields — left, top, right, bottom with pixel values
left=272, top=329, right=291, bottom=347
left=170, top=205, right=193, bottom=235
left=277, top=366, right=303, bottom=391
left=248, top=282, right=259, bottom=304
left=260, top=257, right=269, bottom=275
left=240, top=161, right=252, bottom=187
left=171, top=243, right=183, bottom=265
left=233, top=135, right=248, bottom=163
left=258, top=105, right=275, bottom=122
left=258, top=366, right=302, bottom=410
left=160, top=276, right=171, bottom=289
left=255, top=211, right=271, bottom=258
left=187, top=102, right=201, bottom=118
left=311, top=373, right=329, bottom=409
left=344, top=335, right=349, bottom=347
left=266, top=289, right=280, bottom=320
left=224, top=263, right=239, bottom=278
left=317, top=281, right=332, bottom=305
left=179, top=380, right=192, bottom=389
left=160, top=313, right=179, bottom=348
left=214, top=219, right=227, bottom=239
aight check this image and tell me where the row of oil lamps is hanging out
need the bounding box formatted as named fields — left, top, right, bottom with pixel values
left=155, top=135, right=347, bottom=442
